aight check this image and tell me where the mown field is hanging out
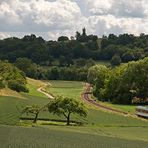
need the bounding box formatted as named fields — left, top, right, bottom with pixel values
left=0, top=79, right=148, bottom=147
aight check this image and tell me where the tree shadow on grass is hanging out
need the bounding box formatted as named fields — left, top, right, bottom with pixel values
left=20, top=117, right=86, bottom=126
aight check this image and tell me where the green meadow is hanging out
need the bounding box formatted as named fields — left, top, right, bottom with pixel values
left=0, top=80, right=148, bottom=147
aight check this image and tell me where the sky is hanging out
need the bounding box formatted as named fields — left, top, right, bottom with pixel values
left=0, top=0, right=148, bottom=40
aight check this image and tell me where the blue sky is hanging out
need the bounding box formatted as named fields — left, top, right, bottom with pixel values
left=0, top=0, right=148, bottom=40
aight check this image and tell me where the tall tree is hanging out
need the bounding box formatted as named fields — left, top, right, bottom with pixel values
left=111, top=54, right=121, bottom=66
left=48, top=96, right=87, bottom=125
left=22, top=105, right=42, bottom=123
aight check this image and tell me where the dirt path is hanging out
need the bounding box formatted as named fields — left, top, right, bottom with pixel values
left=81, top=83, right=128, bottom=115
left=37, top=84, right=54, bottom=99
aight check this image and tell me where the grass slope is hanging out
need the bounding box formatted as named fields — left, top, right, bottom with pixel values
left=26, top=78, right=47, bottom=98
left=0, top=79, right=148, bottom=147
left=0, top=78, right=49, bottom=125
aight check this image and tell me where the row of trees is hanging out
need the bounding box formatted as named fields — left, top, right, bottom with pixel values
left=88, top=57, right=148, bottom=104
left=0, top=61, right=28, bottom=92
left=101, top=34, right=148, bottom=65
left=0, top=31, right=99, bottom=65
left=0, top=29, right=147, bottom=68
left=14, top=57, right=89, bottom=81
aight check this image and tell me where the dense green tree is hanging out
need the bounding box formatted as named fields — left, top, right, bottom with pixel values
left=47, top=66, right=59, bottom=80
left=95, top=58, right=148, bottom=104
left=22, top=105, right=41, bottom=123
left=81, top=27, right=88, bottom=42
left=86, top=40, right=99, bottom=50
left=15, top=58, right=40, bottom=79
left=0, top=60, right=28, bottom=92
left=111, top=54, right=121, bottom=66
left=8, top=80, right=28, bottom=92
left=75, top=31, right=81, bottom=41
left=87, top=35, right=98, bottom=41
left=87, top=64, right=109, bottom=85
left=58, top=36, right=69, bottom=42
left=122, top=51, right=135, bottom=62
left=59, top=55, right=67, bottom=67
left=15, top=58, right=33, bottom=72
left=75, top=58, right=86, bottom=67
left=0, top=78, right=5, bottom=89
left=48, top=96, right=87, bottom=125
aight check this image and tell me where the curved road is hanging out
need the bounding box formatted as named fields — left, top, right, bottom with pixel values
left=81, top=83, right=128, bottom=115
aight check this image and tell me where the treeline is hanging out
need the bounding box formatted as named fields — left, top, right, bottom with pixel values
left=0, top=29, right=148, bottom=68
left=0, top=61, right=28, bottom=92
left=0, top=30, right=99, bottom=66
left=15, top=58, right=89, bottom=81
left=88, top=57, right=148, bottom=104
left=101, top=34, right=148, bottom=65
left=0, top=29, right=147, bottom=82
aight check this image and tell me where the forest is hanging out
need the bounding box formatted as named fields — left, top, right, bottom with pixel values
left=0, top=28, right=148, bottom=81
left=0, top=29, right=148, bottom=104
left=88, top=58, right=148, bottom=104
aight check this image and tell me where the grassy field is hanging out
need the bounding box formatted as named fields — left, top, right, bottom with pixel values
left=46, top=80, right=83, bottom=99
left=0, top=125, right=148, bottom=148
left=95, top=60, right=111, bottom=66
left=45, top=81, right=148, bottom=126
left=0, top=79, right=148, bottom=147
left=26, top=78, right=47, bottom=98
left=98, top=101, right=136, bottom=114
left=0, top=78, right=49, bottom=125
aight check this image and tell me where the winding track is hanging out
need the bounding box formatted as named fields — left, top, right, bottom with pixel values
left=39, top=82, right=128, bottom=115
left=81, top=83, right=128, bottom=115
left=37, top=84, right=54, bottom=99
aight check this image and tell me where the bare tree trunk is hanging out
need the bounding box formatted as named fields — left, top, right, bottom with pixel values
left=33, top=113, right=39, bottom=123
left=66, top=113, right=70, bottom=126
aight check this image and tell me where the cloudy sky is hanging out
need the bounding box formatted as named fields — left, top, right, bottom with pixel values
left=0, top=0, right=148, bottom=40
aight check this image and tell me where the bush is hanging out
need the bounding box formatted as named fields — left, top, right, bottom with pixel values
left=8, top=80, right=29, bottom=92
left=111, top=54, right=121, bottom=66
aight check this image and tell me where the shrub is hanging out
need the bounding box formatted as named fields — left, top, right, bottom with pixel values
left=8, top=80, right=29, bottom=92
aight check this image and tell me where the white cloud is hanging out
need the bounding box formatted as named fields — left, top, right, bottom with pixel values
left=0, top=0, right=148, bottom=40
left=86, top=0, right=113, bottom=15
left=0, top=1, right=22, bottom=25
left=111, top=0, right=145, bottom=18
left=0, top=32, right=11, bottom=39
